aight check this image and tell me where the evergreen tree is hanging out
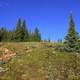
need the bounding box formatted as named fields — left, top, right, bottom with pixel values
left=0, top=27, right=9, bottom=42
left=0, top=19, right=42, bottom=42
left=63, top=14, right=79, bottom=52
left=33, top=27, right=41, bottom=42
left=21, top=20, right=29, bottom=41
left=28, top=30, right=34, bottom=41
left=0, top=28, right=2, bottom=42
left=8, top=30, right=15, bottom=42
left=14, top=18, right=22, bottom=41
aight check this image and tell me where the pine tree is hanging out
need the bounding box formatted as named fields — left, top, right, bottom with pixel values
left=8, top=30, right=15, bottom=42
left=63, top=14, right=79, bottom=52
left=21, top=20, right=29, bottom=41
left=33, top=27, right=41, bottom=42
left=0, top=27, right=12, bottom=42
left=14, top=18, right=22, bottom=41
left=0, top=28, right=2, bottom=42
left=1, top=27, right=9, bottom=42
left=28, top=30, right=34, bottom=41
left=0, top=27, right=9, bottom=42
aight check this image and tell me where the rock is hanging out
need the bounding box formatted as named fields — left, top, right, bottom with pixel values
left=4, top=48, right=9, bottom=53
left=0, top=67, right=7, bottom=73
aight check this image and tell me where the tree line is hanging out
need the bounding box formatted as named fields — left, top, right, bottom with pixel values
left=0, top=14, right=80, bottom=53
left=0, top=18, right=41, bottom=42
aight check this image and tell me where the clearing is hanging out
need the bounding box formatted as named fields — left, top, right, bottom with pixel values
left=0, top=42, right=79, bottom=80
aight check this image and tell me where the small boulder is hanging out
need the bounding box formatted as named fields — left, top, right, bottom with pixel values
left=0, top=67, right=7, bottom=73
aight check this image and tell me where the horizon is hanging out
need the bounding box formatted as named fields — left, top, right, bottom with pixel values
left=0, top=0, right=80, bottom=41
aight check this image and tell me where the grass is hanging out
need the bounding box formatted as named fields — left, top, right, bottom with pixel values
left=0, top=42, right=79, bottom=80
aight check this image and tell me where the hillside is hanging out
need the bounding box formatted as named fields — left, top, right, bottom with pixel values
left=0, top=42, right=80, bottom=80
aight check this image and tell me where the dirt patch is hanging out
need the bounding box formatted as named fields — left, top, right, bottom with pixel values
left=0, top=47, right=32, bottom=61
left=0, top=47, right=16, bottom=61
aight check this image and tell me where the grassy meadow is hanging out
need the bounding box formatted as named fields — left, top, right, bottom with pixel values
left=0, top=42, right=79, bottom=80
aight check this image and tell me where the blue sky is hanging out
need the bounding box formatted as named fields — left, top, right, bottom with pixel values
left=0, top=0, right=80, bottom=41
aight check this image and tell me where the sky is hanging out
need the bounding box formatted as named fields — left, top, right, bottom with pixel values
left=0, top=0, right=80, bottom=41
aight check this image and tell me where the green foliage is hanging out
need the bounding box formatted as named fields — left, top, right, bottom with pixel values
left=28, top=30, right=34, bottom=41
left=0, top=27, right=9, bottom=42
left=0, top=18, right=42, bottom=42
left=14, top=18, right=23, bottom=41
left=0, top=42, right=80, bottom=80
left=33, top=27, right=41, bottom=42
left=21, top=20, right=29, bottom=41
left=62, top=14, right=80, bottom=52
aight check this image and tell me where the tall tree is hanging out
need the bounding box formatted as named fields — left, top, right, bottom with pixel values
left=0, top=19, right=42, bottom=42
left=14, top=18, right=22, bottom=41
left=21, top=20, right=29, bottom=41
left=63, top=14, right=79, bottom=52
left=28, top=30, right=34, bottom=41
left=33, top=27, right=41, bottom=42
